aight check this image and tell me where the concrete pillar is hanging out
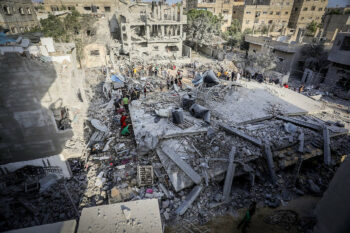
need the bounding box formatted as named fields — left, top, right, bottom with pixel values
left=331, top=28, right=339, bottom=42
left=158, top=5, right=161, bottom=20
left=146, top=25, right=150, bottom=40
left=179, top=5, right=183, bottom=21
left=180, top=24, right=183, bottom=37
left=160, top=4, right=163, bottom=20
left=161, top=25, right=165, bottom=37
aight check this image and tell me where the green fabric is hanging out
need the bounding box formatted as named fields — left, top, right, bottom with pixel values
left=245, top=211, right=251, bottom=221
left=121, top=126, right=130, bottom=135
left=123, top=97, right=128, bottom=105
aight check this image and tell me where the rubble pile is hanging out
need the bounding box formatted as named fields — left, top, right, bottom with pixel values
left=1, top=58, right=350, bottom=232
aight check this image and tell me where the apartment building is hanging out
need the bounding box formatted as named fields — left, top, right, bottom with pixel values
left=43, top=0, right=120, bottom=14
left=0, top=0, right=39, bottom=34
left=186, top=0, right=244, bottom=31
left=232, top=0, right=293, bottom=33
left=288, top=0, right=328, bottom=29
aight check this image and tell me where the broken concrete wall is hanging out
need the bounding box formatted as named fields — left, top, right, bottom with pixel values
left=0, top=53, right=73, bottom=164
left=0, top=42, right=86, bottom=164
left=82, top=44, right=108, bottom=68
left=182, top=44, right=191, bottom=58
left=314, top=159, right=350, bottom=233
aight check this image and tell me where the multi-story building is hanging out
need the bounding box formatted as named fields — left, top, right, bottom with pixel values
left=0, top=0, right=39, bottom=34
left=186, top=0, right=244, bottom=31
left=322, top=8, right=350, bottom=42
left=115, top=1, right=187, bottom=59
left=232, top=0, right=293, bottom=33
left=43, top=0, right=120, bottom=14
left=288, top=0, right=328, bottom=29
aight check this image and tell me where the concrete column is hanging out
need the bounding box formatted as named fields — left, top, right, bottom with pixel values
left=159, top=4, right=163, bottom=20
left=146, top=25, right=150, bottom=40
left=180, top=24, right=183, bottom=37
left=158, top=5, right=161, bottom=20
left=161, top=25, right=165, bottom=37
left=179, top=5, right=183, bottom=21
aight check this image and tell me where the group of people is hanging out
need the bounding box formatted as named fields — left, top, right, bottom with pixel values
left=166, top=70, right=183, bottom=90
left=113, top=88, right=141, bottom=136
left=217, top=70, right=242, bottom=82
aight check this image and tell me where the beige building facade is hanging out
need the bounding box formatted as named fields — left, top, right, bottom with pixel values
left=0, top=0, right=39, bottom=34
left=187, top=0, right=244, bottom=31
left=43, top=0, right=120, bottom=14
left=288, top=0, right=328, bottom=29
left=232, top=0, right=293, bottom=33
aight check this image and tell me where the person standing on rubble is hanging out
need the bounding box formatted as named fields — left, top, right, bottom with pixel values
left=166, top=77, right=170, bottom=89
left=174, top=76, right=178, bottom=85
left=237, top=201, right=256, bottom=233
left=133, top=67, right=137, bottom=78
left=122, top=96, right=129, bottom=112
left=170, top=77, right=174, bottom=86
left=144, top=86, right=147, bottom=98
left=231, top=70, right=235, bottom=81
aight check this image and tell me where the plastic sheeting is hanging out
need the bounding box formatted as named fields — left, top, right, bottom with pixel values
left=111, top=74, right=125, bottom=83
left=202, top=70, right=220, bottom=86
left=192, top=73, right=203, bottom=86
left=189, top=104, right=210, bottom=124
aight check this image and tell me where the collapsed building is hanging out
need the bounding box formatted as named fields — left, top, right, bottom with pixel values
left=114, top=1, right=190, bottom=60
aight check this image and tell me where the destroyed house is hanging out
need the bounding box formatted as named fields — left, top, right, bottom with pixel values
left=115, top=1, right=187, bottom=59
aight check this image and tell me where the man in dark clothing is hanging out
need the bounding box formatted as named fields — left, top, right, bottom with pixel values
left=174, top=77, right=178, bottom=85
left=237, top=202, right=256, bottom=233
left=144, top=86, right=147, bottom=98
left=231, top=71, right=235, bottom=81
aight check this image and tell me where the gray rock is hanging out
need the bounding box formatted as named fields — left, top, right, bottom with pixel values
left=162, top=200, right=170, bottom=209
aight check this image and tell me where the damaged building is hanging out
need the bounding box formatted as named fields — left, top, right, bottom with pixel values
left=115, top=1, right=189, bottom=60
left=324, top=32, right=350, bottom=99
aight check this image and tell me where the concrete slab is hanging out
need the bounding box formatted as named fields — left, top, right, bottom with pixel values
left=4, top=220, right=76, bottom=233
left=77, top=199, right=162, bottom=233
left=207, top=81, right=327, bottom=124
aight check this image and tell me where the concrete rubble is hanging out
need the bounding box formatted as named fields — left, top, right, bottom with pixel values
left=1, top=5, right=350, bottom=232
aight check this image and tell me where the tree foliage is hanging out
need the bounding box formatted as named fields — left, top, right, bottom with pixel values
left=223, top=20, right=252, bottom=50
left=306, top=20, right=320, bottom=36
left=186, top=9, right=222, bottom=47
left=300, top=43, right=329, bottom=73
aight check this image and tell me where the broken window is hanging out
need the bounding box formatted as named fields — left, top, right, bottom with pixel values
left=303, top=7, right=308, bottom=11
left=340, top=37, right=350, bottom=51
left=19, top=7, right=25, bottom=15
left=318, top=7, right=323, bottom=11
left=104, top=6, right=111, bottom=12
left=140, top=42, right=147, bottom=47
left=27, top=7, right=32, bottom=14
left=223, top=10, right=229, bottom=14
left=268, top=20, right=273, bottom=24
left=11, top=27, right=17, bottom=33
left=153, top=46, right=159, bottom=51
left=90, top=50, right=100, bottom=56
left=311, top=6, right=316, bottom=11
left=285, top=11, right=289, bottom=14
left=84, top=6, right=92, bottom=11
left=270, top=11, right=273, bottom=15
left=51, top=6, right=59, bottom=11
left=166, top=46, right=179, bottom=51
left=276, top=11, right=280, bottom=15
left=3, top=5, right=11, bottom=15
left=295, top=7, right=298, bottom=11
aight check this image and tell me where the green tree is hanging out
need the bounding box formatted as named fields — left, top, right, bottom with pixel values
left=306, top=20, right=320, bottom=36
left=186, top=9, right=222, bottom=49
left=40, top=14, right=65, bottom=41
left=300, top=43, right=329, bottom=73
